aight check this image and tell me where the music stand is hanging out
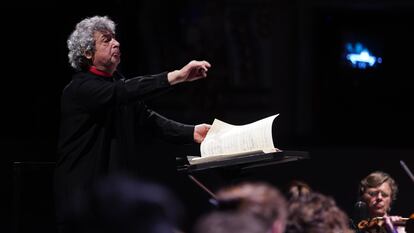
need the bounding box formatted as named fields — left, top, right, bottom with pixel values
left=176, top=150, right=310, bottom=201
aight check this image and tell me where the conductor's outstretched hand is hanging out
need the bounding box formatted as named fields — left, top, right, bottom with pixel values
left=168, top=60, right=211, bottom=85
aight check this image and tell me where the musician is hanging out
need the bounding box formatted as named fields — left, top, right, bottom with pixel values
left=204, top=182, right=288, bottom=233
left=285, top=191, right=354, bottom=233
left=286, top=180, right=312, bottom=200
left=355, top=171, right=406, bottom=233
left=194, top=212, right=269, bottom=233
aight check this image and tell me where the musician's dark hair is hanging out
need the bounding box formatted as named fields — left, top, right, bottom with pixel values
left=286, top=180, right=312, bottom=200
left=194, top=211, right=268, bottom=233
left=215, top=181, right=287, bottom=229
left=65, top=174, right=183, bottom=233
left=286, top=192, right=354, bottom=233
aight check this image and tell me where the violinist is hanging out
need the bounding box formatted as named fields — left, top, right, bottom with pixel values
left=355, top=171, right=406, bottom=233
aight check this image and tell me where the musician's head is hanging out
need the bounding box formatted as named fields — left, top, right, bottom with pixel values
left=359, top=171, right=398, bottom=217
left=285, top=192, right=354, bottom=233
left=194, top=211, right=269, bottom=233
left=286, top=180, right=312, bottom=201
left=65, top=174, right=183, bottom=233
left=215, top=182, right=288, bottom=233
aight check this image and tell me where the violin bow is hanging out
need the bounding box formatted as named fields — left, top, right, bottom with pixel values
left=400, top=160, right=414, bottom=184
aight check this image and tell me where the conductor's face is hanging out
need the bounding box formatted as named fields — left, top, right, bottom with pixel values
left=88, top=30, right=121, bottom=74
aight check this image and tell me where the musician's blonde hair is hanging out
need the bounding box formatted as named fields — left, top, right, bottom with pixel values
left=359, top=171, right=398, bottom=201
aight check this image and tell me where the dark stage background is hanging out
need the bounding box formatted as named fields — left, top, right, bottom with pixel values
left=2, top=0, right=414, bottom=232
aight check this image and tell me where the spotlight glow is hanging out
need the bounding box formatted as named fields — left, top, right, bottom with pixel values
left=345, top=43, right=382, bottom=69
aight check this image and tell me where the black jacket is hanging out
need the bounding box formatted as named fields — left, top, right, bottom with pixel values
left=55, top=70, right=194, bottom=226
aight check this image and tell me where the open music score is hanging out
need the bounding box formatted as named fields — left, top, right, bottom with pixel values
left=197, top=114, right=279, bottom=162
left=178, top=114, right=309, bottom=172
left=176, top=114, right=309, bottom=202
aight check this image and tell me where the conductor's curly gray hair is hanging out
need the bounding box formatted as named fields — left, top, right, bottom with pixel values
left=67, top=16, right=116, bottom=71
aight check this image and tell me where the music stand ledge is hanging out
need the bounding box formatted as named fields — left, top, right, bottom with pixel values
left=176, top=150, right=309, bottom=201
left=176, top=150, right=309, bottom=173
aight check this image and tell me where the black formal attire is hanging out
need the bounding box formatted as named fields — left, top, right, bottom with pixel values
left=54, top=69, right=194, bottom=232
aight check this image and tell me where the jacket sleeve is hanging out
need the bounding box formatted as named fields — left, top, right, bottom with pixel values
left=140, top=106, right=195, bottom=144
left=75, top=72, right=171, bottom=112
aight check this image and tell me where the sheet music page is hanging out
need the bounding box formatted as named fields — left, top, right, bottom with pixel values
left=199, top=114, right=279, bottom=158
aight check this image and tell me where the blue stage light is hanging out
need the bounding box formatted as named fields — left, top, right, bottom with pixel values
left=345, top=42, right=382, bottom=69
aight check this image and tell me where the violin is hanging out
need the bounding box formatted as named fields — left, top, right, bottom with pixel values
left=357, top=214, right=414, bottom=233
